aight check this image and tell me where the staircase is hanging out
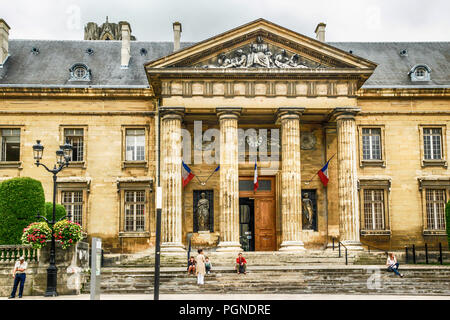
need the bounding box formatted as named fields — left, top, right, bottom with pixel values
left=81, top=250, right=450, bottom=296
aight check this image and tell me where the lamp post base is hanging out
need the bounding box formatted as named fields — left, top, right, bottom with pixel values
left=44, top=265, right=58, bottom=297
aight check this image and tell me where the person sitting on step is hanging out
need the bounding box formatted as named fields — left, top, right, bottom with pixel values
left=235, top=252, right=247, bottom=275
left=386, top=252, right=404, bottom=278
left=187, top=256, right=196, bottom=276
left=205, top=256, right=212, bottom=274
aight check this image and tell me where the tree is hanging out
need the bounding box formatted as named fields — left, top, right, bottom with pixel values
left=0, top=177, right=45, bottom=244
left=45, top=202, right=67, bottom=222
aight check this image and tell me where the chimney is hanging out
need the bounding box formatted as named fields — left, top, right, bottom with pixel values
left=0, top=19, right=10, bottom=65
left=119, top=21, right=131, bottom=68
left=173, top=22, right=182, bottom=52
left=314, top=22, right=326, bottom=42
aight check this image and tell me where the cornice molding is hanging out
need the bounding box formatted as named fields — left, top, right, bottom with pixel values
left=0, top=87, right=154, bottom=99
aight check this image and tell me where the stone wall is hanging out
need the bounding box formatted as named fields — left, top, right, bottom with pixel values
left=0, top=242, right=89, bottom=297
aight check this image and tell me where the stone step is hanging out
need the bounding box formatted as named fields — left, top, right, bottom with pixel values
left=82, top=265, right=450, bottom=296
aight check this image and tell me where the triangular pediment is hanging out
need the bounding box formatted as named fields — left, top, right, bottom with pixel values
left=145, top=19, right=377, bottom=70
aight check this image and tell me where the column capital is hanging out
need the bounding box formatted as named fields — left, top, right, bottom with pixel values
left=276, top=107, right=305, bottom=122
left=329, top=107, right=360, bottom=122
left=216, top=107, right=242, bottom=120
left=159, top=106, right=185, bottom=120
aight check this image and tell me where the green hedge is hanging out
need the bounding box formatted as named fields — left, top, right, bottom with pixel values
left=45, top=202, right=67, bottom=222
left=446, top=200, right=450, bottom=250
left=0, top=177, right=45, bottom=244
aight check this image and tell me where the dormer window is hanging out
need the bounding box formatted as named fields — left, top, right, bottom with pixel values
left=409, top=64, right=431, bottom=82
left=69, top=63, right=91, bottom=81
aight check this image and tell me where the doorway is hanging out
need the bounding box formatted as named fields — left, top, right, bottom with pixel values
left=239, top=176, right=277, bottom=251
left=239, top=197, right=255, bottom=251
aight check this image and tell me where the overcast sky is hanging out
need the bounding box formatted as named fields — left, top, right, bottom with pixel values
left=2, top=0, right=449, bottom=42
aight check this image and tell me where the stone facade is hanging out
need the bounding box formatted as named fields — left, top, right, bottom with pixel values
left=0, top=18, right=449, bottom=253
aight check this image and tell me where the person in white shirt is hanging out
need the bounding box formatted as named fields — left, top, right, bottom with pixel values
left=386, top=252, right=404, bottom=278
left=9, top=256, right=28, bottom=298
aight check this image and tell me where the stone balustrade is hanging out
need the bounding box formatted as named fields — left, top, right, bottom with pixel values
left=0, top=245, right=39, bottom=263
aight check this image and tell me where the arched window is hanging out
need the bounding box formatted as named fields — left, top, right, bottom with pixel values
left=69, top=63, right=91, bottom=81
left=409, top=64, right=431, bottom=82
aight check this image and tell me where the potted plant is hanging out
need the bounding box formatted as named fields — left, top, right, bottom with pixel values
left=21, top=222, right=52, bottom=249
left=53, top=220, right=83, bottom=249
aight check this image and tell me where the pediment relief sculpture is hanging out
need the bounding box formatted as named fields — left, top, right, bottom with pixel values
left=198, top=36, right=324, bottom=69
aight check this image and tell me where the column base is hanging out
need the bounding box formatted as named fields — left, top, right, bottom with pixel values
left=279, top=241, right=305, bottom=252
left=161, top=242, right=185, bottom=253
left=340, top=240, right=364, bottom=251
left=216, top=241, right=242, bottom=252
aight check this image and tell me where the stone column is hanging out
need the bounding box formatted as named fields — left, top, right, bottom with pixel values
left=216, top=107, right=242, bottom=252
left=277, top=107, right=305, bottom=251
left=160, top=107, right=185, bottom=252
left=333, top=107, right=363, bottom=250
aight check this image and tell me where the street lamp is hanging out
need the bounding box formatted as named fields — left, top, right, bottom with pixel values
left=32, top=139, right=72, bottom=297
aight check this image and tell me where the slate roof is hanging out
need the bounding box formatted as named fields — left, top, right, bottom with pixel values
left=329, top=42, right=450, bottom=88
left=0, top=39, right=449, bottom=88
left=0, top=40, right=195, bottom=88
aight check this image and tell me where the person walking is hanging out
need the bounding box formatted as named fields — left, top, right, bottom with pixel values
left=9, top=256, right=28, bottom=298
left=196, top=249, right=206, bottom=285
left=386, top=252, right=404, bottom=278
left=235, top=252, right=247, bottom=274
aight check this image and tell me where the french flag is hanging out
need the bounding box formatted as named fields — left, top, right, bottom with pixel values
left=253, top=161, right=259, bottom=192
left=182, top=161, right=195, bottom=188
left=317, top=159, right=330, bottom=187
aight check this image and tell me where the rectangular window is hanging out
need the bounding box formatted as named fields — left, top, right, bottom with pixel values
left=125, top=129, right=145, bottom=161
left=0, top=129, right=20, bottom=161
left=423, top=128, right=442, bottom=160
left=363, top=189, right=385, bottom=230
left=64, top=128, right=84, bottom=162
left=62, top=191, right=83, bottom=226
left=362, top=128, right=381, bottom=160
left=425, top=189, right=446, bottom=230
left=124, top=191, right=145, bottom=232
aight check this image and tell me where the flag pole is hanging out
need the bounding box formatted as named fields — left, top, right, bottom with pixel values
left=304, top=153, right=336, bottom=184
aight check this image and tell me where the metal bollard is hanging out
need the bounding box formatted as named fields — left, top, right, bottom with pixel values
left=425, top=243, right=428, bottom=264
left=412, top=244, right=416, bottom=264
left=439, top=243, right=443, bottom=265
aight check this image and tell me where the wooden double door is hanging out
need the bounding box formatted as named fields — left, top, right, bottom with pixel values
left=239, top=177, right=276, bottom=251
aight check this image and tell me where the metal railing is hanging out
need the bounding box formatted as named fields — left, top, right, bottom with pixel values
left=332, top=241, right=348, bottom=265
left=405, top=243, right=445, bottom=265
left=0, top=245, right=39, bottom=263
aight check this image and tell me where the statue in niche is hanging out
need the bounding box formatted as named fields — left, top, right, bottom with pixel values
left=197, top=192, right=210, bottom=231
left=302, top=193, right=315, bottom=230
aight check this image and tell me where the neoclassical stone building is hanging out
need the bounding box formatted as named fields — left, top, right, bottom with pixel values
left=0, top=18, right=448, bottom=253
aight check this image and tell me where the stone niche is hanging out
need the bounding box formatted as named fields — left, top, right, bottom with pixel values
left=191, top=190, right=219, bottom=247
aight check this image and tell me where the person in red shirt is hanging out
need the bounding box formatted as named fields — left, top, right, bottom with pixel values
left=235, top=252, right=247, bottom=274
